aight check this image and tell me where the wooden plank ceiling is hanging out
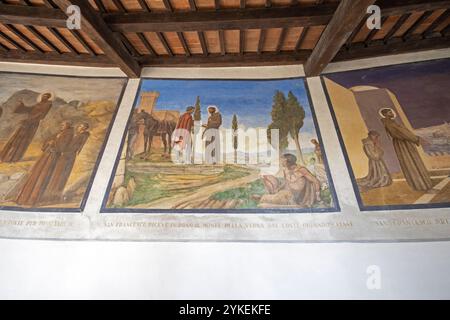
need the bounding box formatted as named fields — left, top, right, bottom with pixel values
left=0, top=0, right=448, bottom=77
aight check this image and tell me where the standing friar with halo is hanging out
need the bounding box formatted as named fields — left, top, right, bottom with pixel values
left=0, top=91, right=54, bottom=163
left=202, top=105, right=222, bottom=165
left=379, top=107, right=433, bottom=191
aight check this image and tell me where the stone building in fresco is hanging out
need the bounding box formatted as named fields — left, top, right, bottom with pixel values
left=133, top=91, right=180, bottom=154
left=111, top=91, right=180, bottom=196
left=323, top=78, right=450, bottom=179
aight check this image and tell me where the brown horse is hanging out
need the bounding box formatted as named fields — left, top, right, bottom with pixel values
left=139, top=111, right=176, bottom=159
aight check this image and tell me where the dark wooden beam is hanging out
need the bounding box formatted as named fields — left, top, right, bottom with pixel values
left=219, top=29, right=225, bottom=56
left=423, top=9, right=450, bottom=37
left=118, top=32, right=140, bottom=57
left=104, top=6, right=337, bottom=33
left=304, top=0, right=377, bottom=76
left=378, top=0, right=450, bottom=17
left=139, top=51, right=311, bottom=67
left=276, top=28, right=287, bottom=53
left=137, top=32, right=156, bottom=56
left=93, top=0, right=107, bottom=12
left=0, top=42, right=8, bottom=53
left=177, top=32, right=190, bottom=56
left=345, top=15, right=368, bottom=48
left=383, top=13, right=411, bottom=43
left=364, top=16, right=388, bottom=45
left=162, top=0, right=173, bottom=12
left=136, top=0, right=151, bottom=11
left=334, top=36, right=450, bottom=61
left=0, top=30, right=27, bottom=52
left=156, top=32, right=173, bottom=56
left=44, top=0, right=57, bottom=7
left=403, top=10, right=433, bottom=40
left=52, top=0, right=141, bottom=77
left=257, top=29, right=266, bottom=54
left=442, top=23, right=450, bottom=36
left=198, top=31, right=208, bottom=56
left=112, top=0, right=127, bottom=12
left=71, top=29, right=96, bottom=55
left=48, top=27, right=78, bottom=53
left=27, top=26, right=62, bottom=53
left=239, top=29, right=245, bottom=55
left=294, top=27, right=309, bottom=52
left=104, top=1, right=450, bottom=33
left=4, top=24, right=45, bottom=53
left=0, top=3, right=67, bottom=27
left=188, top=0, right=197, bottom=11
left=0, top=50, right=115, bottom=67
left=1, top=0, right=448, bottom=32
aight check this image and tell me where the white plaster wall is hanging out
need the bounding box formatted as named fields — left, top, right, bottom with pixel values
left=1, top=239, right=450, bottom=299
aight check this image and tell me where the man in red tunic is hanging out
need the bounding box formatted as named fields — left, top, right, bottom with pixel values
left=173, top=106, right=195, bottom=163
left=176, top=106, right=195, bottom=132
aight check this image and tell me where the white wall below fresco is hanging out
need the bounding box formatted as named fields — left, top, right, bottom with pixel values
left=0, top=50, right=450, bottom=298
left=1, top=239, right=450, bottom=299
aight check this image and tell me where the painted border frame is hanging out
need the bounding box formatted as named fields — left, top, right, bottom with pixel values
left=320, top=58, right=450, bottom=212
left=100, top=77, right=341, bottom=214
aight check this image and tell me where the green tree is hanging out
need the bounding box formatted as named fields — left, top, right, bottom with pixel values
left=267, top=90, right=306, bottom=164
left=286, top=91, right=306, bottom=163
left=232, top=114, right=238, bottom=164
left=267, top=90, right=289, bottom=150
left=194, top=96, right=201, bottom=121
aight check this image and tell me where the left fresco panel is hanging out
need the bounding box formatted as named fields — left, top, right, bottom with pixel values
left=0, top=72, right=127, bottom=212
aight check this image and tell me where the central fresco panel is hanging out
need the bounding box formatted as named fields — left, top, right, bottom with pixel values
left=102, top=78, right=339, bottom=213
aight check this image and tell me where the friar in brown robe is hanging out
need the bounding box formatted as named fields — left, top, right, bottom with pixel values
left=43, top=122, right=90, bottom=203
left=0, top=92, right=53, bottom=163
left=202, top=106, right=222, bottom=164
left=380, top=108, right=433, bottom=191
left=357, top=130, right=392, bottom=191
left=15, top=121, right=73, bottom=207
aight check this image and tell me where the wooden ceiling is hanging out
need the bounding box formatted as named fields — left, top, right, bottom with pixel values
left=0, top=0, right=448, bottom=77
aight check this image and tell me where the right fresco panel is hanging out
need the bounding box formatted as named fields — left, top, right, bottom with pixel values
left=322, top=59, right=450, bottom=210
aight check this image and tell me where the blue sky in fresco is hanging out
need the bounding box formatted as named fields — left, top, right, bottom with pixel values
left=137, top=78, right=317, bottom=139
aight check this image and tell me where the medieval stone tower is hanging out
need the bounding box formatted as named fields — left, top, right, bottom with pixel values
left=138, top=91, right=159, bottom=113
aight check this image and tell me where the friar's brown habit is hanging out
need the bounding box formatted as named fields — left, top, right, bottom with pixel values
left=0, top=99, right=52, bottom=163
left=15, top=125, right=73, bottom=207
left=202, top=109, right=222, bottom=163
left=43, top=131, right=90, bottom=202
left=357, top=137, right=392, bottom=191
left=381, top=117, right=433, bottom=191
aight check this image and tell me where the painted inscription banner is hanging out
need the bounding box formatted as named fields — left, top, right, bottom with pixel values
left=322, top=59, right=450, bottom=211
left=0, top=72, right=127, bottom=211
